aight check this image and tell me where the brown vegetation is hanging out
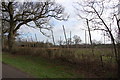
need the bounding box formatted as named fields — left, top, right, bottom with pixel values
left=3, top=45, right=117, bottom=78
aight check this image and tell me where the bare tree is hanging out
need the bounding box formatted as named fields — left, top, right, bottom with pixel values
left=92, top=39, right=102, bottom=45
left=57, top=36, right=63, bottom=47
left=75, top=0, right=120, bottom=77
left=116, top=1, right=120, bottom=77
left=2, top=0, right=68, bottom=52
left=73, top=35, right=82, bottom=48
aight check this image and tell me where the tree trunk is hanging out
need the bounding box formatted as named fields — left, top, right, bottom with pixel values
left=7, top=2, right=16, bottom=53
left=8, top=30, right=15, bottom=53
left=109, top=31, right=118, bottom=62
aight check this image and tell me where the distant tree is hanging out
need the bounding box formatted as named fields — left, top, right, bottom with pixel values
left=57, top=36, right=63, bottom=46
left=2, top=0, right=68, bottom=52
left=73, top=35, right=82, bottom=48
left=92, top=39, right=102, bottom=45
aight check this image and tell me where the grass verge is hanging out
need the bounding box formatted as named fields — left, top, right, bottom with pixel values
left=2, top=52, right=84, bottom=78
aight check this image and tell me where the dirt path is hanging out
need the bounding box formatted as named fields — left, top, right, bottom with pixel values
left=2, top=63, right=33, bottom=78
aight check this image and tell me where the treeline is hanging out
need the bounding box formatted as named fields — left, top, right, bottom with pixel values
left=16, top=41, right=113, bottom=48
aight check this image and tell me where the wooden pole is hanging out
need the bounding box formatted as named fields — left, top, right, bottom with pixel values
left=85, top=30, right=87, bottom=48
left=60, top=36, right=62, bottom=47
left=62, top=25, right=69, bottom=48
left=86, top=19, right=94, bottom=55
left=104, top=32, right=105, bottom=44
left=70, top=31, right=71, bottom=48
left=35, top=34, right=38, bottom=42
left=51, top=30, right=55, bottom=46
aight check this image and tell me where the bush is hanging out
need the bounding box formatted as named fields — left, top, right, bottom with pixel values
left=11, top=47, right=116, bottom=69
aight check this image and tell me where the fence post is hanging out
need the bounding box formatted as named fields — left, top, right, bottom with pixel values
left=100, top=55, right=104, bottom=69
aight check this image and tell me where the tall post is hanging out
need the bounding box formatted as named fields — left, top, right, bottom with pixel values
left=35, top=34, right=38, bottom=42
left=86, top=19, right=94, bottom=55
left=70, top=31, right=71, bottom=48
left=104, top=32, right=105, bottom=44
left=85, top=30, right=87, bottom=48
left=31, top=36, right=33, bottom=42
left=51, top=30, right=55, bottom=46
left=62, top=25, right=69, bottom=48
left=59, top=36, right=62, bottom=47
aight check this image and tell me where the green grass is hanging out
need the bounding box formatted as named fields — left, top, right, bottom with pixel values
left=2, top=53, right=84, bottom=78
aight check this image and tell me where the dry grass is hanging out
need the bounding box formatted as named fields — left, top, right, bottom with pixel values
left=10, top=46, right=117, bottom=77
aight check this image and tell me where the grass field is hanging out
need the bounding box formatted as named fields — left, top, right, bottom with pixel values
left=2, top=52, right=86, bottom=78
left=2, top=47, right=118, bottom=78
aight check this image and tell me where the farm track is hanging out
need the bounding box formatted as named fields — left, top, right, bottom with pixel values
left=2, top=62, right=33, bottom=78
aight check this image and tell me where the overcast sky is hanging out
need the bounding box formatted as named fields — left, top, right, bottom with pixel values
left=17, top=0, right=118, bottom=44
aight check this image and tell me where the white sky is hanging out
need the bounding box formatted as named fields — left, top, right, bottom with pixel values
left=17, top=0, right=118, bottom=44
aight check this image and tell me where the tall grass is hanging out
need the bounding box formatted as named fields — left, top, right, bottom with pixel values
left=12, top=47, right=116, bottom=64
left=8, top=46, right=117, bottom=77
